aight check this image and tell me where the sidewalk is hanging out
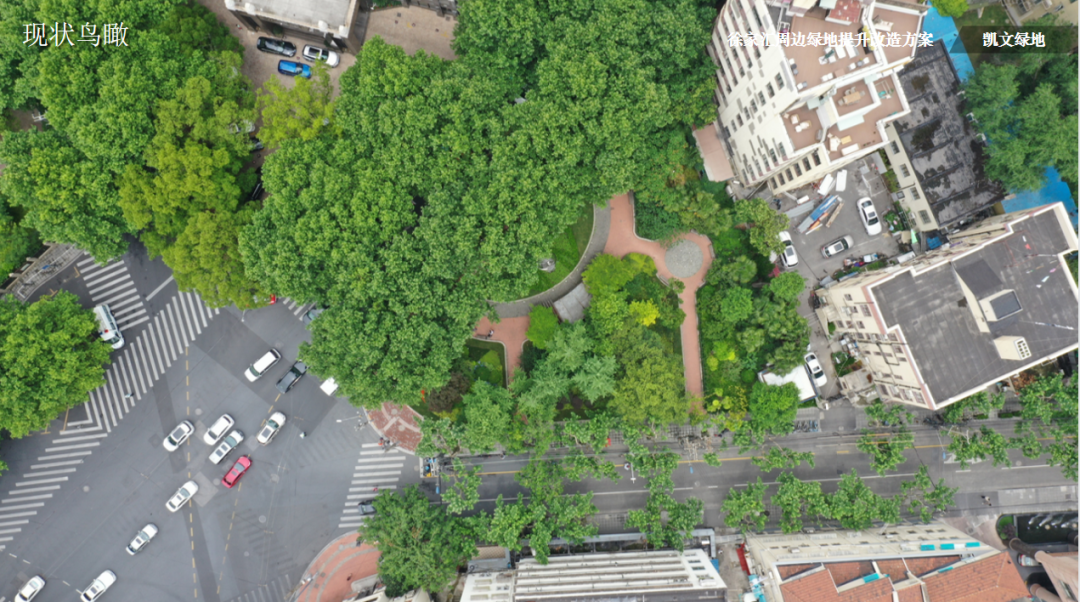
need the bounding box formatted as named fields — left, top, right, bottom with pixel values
left=295, top=533, right=380, bottom=602
left=367, top=402, right=423, bottom=454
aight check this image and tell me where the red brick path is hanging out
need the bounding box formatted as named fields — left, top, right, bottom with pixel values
left=296, top=534, right=380, bottom=602
left=367, top=402, right=423, bottom=455
left=472, top=315, right=530, bottom=383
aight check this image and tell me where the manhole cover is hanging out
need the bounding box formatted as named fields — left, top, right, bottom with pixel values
left=664, top=240, right=703, bottom=278
left=195, top=408, right=202, bottom=415
left=259, top=515, right=266, bottom=523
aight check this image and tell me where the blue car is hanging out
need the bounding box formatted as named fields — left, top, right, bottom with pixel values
left=277, top=60, right=311, bottom=79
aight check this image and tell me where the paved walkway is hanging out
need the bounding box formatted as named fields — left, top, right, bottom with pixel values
left=296, top=533, right=380, bottom=602
left=472, top=316, right=530, bottom=382
left=602, top=193, right=713, bottom=396
left=367, top=402, right=423, bottom=454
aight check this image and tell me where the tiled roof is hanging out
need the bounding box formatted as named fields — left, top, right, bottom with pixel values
left=876, top=559, right=909, bottom=583
left=825, top=561, right=876, bottom=586
left=780, top=564, right=821, bottom=579
left=906, top=555, right=961, bottom=577
left=896, top=585, right=924, bottom=602
left=923, top=553, right=1030, bottom=602
left=828, top=0, right=862, bottom=23
left=780, top=569, right=894, bottom=602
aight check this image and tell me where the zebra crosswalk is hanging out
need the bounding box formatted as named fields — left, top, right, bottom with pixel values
left=221, top=573, right=294, bottom=602
left=282, top=298, right=312, bottom=321
left=78, top=255, right=150, bottom=333
left=0, top=291, right=222, bottom=552
left=337, top=443, right=406, bottom=530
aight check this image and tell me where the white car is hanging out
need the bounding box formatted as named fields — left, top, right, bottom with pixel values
left=209, top=430, right=245, bottom=465
left=778, top=231, right=799, bottom=267
left=166, top=481, right=199, bottom=512
left=245, top=349, right=281, bottom=382
left=14, top=575, right=45, bottom=602
left=79, top=570, right=116, bottom=602
left=302, top=44, right=340, bottom=67
left=821, top=235, right=854, bottom=258
left=257, top=412, right=286, bottom=445
left=126, top=523, right=158, bottom=555
left=203, top=414, right=235, bottom=445
left=163, top=420, right=194, bottom=452
left=858, top=197, right=882, bottom=236
left=804, top=352, right=827, bottom=389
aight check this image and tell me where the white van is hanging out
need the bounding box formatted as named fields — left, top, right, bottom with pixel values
left=244, top=349, right=281, bottom=382
left=93, top=304, right=124, bottom=350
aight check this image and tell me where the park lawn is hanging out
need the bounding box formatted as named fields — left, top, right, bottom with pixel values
left=525, top=203, right=594, bottom=297
left=953, top=4, right=1010, bottom=28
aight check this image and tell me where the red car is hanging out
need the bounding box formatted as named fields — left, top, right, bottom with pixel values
left=222, top=455, right=251, bottom=488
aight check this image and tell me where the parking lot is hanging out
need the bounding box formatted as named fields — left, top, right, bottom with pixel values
left=778, top=155, right=902, bottom=399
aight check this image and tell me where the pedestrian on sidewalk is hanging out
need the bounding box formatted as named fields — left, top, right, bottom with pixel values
left=981, top=495, right=992, bottom=507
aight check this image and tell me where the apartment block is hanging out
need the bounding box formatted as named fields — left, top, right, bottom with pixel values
left=704, top=0, right=928, bottom=195
left=743, top=521, right=1030, bottom=602
left=816, top=203, right=1078, bottom=410
left=225, top=0, right=364, bottom=52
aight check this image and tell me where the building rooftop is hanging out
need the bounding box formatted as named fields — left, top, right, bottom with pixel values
left=235, top=0, right=357, bottom=29
left=782, top=73, right=904, bottom=160
left=891, top=40, right=1004, bottom=226
left=778, top=553, right=1029, bottom=602
left=874, top=207, right=1079, bottom=403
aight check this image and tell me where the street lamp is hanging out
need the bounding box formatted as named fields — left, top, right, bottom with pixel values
left=336, top=413, right=367, bottom=423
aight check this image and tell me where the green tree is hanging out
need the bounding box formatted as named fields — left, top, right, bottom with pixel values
left=722, top=477, right=769, bottom=531
left=829, top=469, right=899, bottom=530
left=931, top=0, right=969, bottom=17
left=526, top=305, right=559, bottom=350
left=0, top=292, right=112, bottom=438
left=864, top=399, right=911, bottom=426
left=734, top=198, right=788, bottom=257
left=772, top=472, right=830, bottom=533
left=900, top=466, right=958, bottom=522
left=583, top=253, right=638, bottom=295
left=747, top=381, right=798, bottom=437
left=857, top=427, right=914, bottom=476
left=610, top=326, right=688, bottom=424
left=0, top=203, right=41, bottom=276
left=721, top=287, right=753, bottom=325
left=752, top=447, right=816, bottom=471
left=947, top=426, right=1012, bottom=469
left=628, top=300, right=660, bottom=326
left=766, top=271, right=806, bottom=302
left=461, top=382, right=514, bottom=453
left=357, top=486, right=484, bottom=596
left=257, top=60, right=336, bottom=147
left=562, top=411, right=622, bottom=453
left=444, top=459, right=483, bottom=514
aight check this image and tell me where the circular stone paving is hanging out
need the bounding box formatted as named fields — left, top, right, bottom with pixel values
left=665, top=239, right=703, bottom=278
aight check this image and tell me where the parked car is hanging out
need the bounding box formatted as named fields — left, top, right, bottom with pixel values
left=858, top=197, right=882, bottom=236
left=302, top=45, right=340, bottom=67
left=250, top=137, right=264, bottom=152
left=79, top=571, right=116, bottom=602
left=277, top=60, right=312, bottom=79
left=778, top=231, right=799, bottom=267
left=275, top=361, right=308, bottom=394
left=821, top=235, right=854, bottom=258
left=256, top=37, right=295, bottom=57
left=14, top=575, right=45, bottom=602
left=257, top=412, right=287, bottom=445
left=209, top=430, right=245, bottom=465
left=163, top=420, right=194, bottom=452
left=303, top=306, right=325, bottom=326
left=804, top=352, right=827, bottom=388
left=222, top=455, right=252, bottom=488
left=126, top=524, right=158, bottom=555
left=357, top=500, right=376, bottom=515
left=245, top=349, right=282, bottom=382
left=166, top=481, right=199, bottom=512
left=203, top=414, right=236, bottom=445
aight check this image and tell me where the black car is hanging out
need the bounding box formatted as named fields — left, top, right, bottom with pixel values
left=303, top=306, right=325, bottom=326
left=275, top=361, right=307, bottom=394
left=256, top=37, right=296, bottom=57
left=357, top=501, right=375, bottom=515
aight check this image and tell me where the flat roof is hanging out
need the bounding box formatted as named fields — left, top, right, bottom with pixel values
left=245, top=0, right=356, bottom=29
left=891, top=40, right=1004, bottom=226
left=874, top=208, right=1078, bottom=403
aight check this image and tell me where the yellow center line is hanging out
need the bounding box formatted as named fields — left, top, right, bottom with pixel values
left=837, top=450, right=850, bottom=454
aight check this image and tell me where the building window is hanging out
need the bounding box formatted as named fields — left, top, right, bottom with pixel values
left=861, top=305, right=871, bottom=317
left=786, top=168, right=794, bottom=180
left=803, top=158, right=811, bottom=172
left=778, top=172, right=786, bottom=184
left=844, top=294, right=853, bottom=301
left=794, top=163, right=802, bottom=176
left=754, top=47, right=761, bottom=60
left=846, top=321, right=854, bottom=329
left=752, top=6, right=764, bottom=28
left=812, top=151, right=821, bottom=166
left=893, top=346, right=903, bottom=354
left=919, top=210, right=932, bottom=225
left=912, top=188, right=921, bottom=200
left=913, top=392, right=924, bottom=404
left=775, top=73, right=784, bottom=89
left=777, top=142, right=786, bottom=157
left=890, top=141, right=900, bottom=154
left=738, top=115, right=744, bottom=127
left=770, top=178, right=778, bottom=188
left=750, top=99, right=757, bottom=113
left=767, top=83, right=775, bottom=98
left=899, top=164, right=911, bottom=178
left=897, top=190, right=905, bottom=199
left=857, top=321, right=866, bottom=329
left=758, top=91, right=766, bottom=105
left=769, top=148, right=778, bottom=163
left=888, top=334, right=897, bottom=341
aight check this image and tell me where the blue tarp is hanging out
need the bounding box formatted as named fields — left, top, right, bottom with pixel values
left=1001, top=167, right=1079, bottom=228
left=921, top=7, right=974, bottom=81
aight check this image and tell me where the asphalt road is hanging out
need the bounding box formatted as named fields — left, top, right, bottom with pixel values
left=0, top=244, right=422, bottom=602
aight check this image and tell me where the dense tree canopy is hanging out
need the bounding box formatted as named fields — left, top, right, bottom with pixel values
left=0, top=292, right=111, bottom=438
left=243, top=0, right=718, bottom=403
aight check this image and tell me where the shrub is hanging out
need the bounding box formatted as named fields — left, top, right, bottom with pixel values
left=526, top=306, right=559, bottom=349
